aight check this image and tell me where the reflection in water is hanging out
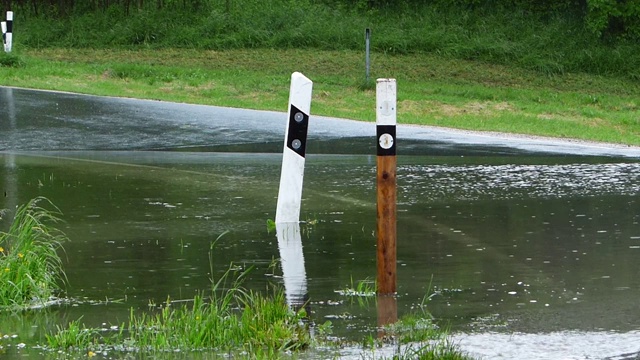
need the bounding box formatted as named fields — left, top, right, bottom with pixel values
left=1, top=88, right=16, bottom=217
left=376, top=295, right=398, bottom=338
left=276, top=222, right=309, bottom=311
left=3, top=87, right=16, bottom=131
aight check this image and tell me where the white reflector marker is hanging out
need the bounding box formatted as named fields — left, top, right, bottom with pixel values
left=275, top=72, right=313, bottom=224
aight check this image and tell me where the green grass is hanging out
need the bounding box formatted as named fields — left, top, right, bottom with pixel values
left=47, top=290, right=310, bottom=355
left=46, top=257, right=311, bottom=356
left=2, top=47, right=639, bottom=146
left=0, top=197, right=68, bottom=310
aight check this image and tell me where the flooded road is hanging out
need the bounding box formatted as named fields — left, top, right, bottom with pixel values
left=1, top=86, right=640, bottom=359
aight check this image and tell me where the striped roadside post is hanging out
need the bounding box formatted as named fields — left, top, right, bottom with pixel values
left=275, top=72, right=313, bottom=224
left=1, top=21, right=6, bottom=50
left=275, top=72, right=313, bottom=311
left=4, top=11, right=12, bottom=52
left=376, top=78, right=397, bottom=295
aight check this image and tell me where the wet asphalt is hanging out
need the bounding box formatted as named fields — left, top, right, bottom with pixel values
left=1, top=86, right=640, bottom=158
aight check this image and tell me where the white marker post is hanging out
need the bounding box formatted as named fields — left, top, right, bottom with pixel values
left=376, top=78, right=397, bottom=295
left=4, top=11, right=12, bottom=53
left=275, top=72, right=313, bottom=311
left=275, top=72, right=313, bottom=224
left=1, top=22, right=6, bottom=50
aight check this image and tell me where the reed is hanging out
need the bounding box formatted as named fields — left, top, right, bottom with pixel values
left=0, top=197, right=68, bottom=310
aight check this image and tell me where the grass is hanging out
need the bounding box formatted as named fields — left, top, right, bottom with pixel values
left=46, top=253, right=312, bottom=356
left=47, top=290, right=310, bottom=355
left=0, top=197, right=68, bottom=310
left=1, top=47, right=639, bottom=146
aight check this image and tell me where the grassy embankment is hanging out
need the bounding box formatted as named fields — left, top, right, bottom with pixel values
left=0, top=1, right=639, bottom=146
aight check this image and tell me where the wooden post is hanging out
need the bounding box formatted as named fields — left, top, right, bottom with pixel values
left=376, top=78, right=397, bottom=295
left=275, top=72, right=313, bottom=224
left=365, top=28, right=371, bottom=82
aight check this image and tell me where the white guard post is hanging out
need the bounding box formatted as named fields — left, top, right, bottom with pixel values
left=1, top=22, right=6, bottom=50
left=275, top=72, right=313, bottom=224
left=275, top=72, right=312, bottom=310
left=4, top=11, right=12, bottom=52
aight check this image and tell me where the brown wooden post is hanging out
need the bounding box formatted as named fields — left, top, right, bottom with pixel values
left=376, top=78, right=397, bottom=295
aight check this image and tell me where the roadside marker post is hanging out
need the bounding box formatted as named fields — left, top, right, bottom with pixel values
left=275, top=72, right=313, bottom=224
left=275, top=72, right=313, bottom=311
left=376, top=78, right=397, bottom=295
left=3, top=11, right=12, bottom=52
left=1, top=22, right=6, bottom=50
left=365, top=28, right=371, bottom=82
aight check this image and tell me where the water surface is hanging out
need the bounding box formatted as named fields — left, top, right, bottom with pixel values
left=1, top=87, right=640, bottom=359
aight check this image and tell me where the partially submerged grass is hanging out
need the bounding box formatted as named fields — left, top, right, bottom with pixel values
left=336, top=277, right=377, bottom=307
left=47, top=264, right=311, bottom=355
left=376, top=309, right=470, bottom=360
left=0, top=197, right=68, bottom=310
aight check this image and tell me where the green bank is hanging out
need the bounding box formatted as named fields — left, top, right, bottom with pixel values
left=3, top=48, right=639, bottom=146
left=0, top=0, right=639, bottom=146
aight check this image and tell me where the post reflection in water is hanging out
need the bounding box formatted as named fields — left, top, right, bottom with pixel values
left=1, top=87, right=17, bottom=218
left=3, top=87, right=16, bottom=130
left=377, top=294, right=398, bottom=338
left=275, top=222, right=309, bottom=313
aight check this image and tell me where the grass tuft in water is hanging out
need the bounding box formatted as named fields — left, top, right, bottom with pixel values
left=0, top=197, right=68, bottom=310
left=47, top=263, right=310, bottom=354
left=337, top=276, right=377, bottom=297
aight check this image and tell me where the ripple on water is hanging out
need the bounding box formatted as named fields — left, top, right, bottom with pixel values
left=400, top=162, right=640, bottom=203
left=453, top=330, right=640, bottom=360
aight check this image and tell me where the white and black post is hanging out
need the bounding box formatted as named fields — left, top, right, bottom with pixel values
left=376, top=78, right=397, bottom=295
left=1, top=21, right=6, bottom=50
left=275, top=72, right=313, bottom=310
left=3, top=11, right=12, bottom=53
left=275, top=72, right=313, bottom=224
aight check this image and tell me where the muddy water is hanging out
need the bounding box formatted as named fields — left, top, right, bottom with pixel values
left=1, top=151, right=639, bottom=358
left=1, top=87, right=640, bottom=358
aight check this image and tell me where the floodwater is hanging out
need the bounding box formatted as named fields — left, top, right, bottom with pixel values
left=1, top=86, right=640, bottom=359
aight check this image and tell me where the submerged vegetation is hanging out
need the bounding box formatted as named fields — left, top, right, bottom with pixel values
left=0, top=197, right=67, bottom=310
left=47, top=288, right=310, bottom=355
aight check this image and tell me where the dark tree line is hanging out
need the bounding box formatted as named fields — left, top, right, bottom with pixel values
left=1, top=0, right=208, bottom=16
left=2, top=0, right=639, bottom=39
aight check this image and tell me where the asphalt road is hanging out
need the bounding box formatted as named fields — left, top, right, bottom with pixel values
left=2, top=86, right=639, bottom=158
